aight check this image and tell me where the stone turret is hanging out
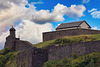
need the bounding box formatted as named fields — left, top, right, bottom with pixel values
left=9, top=26, right=16, bottom=38
left=4, top=26, right=16, bottom=50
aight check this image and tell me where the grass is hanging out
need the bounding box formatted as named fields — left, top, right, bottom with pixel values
left=91, top=34, right=100, bottom=41
left=34, top=39, right=55, bottom=48
left=0, top=48, right=19, bottom=67
left=34, top=34, right=100, bottom=49
left=72, top=52, right=100, bottom=67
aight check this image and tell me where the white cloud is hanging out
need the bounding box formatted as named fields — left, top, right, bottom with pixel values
left=31, top=2, right=43, bottom=4
left=92, top=27, right=98, bottom=30
left=88, top=8, right=97, bottom=12
left=31, top=4, right=66, bottom=24
left=0, top=31, right=9, bottom=49
left=58, top=24, right=61, bottom=26
left=82, top=0, right=90, bottom=3
left=31, top=3, right=86, bottom=23
left=0, top=0, right=27, bottom=11
left=16, top=20, right=53, bottom=44
left=66, top=5, right=86, bottom=18
left=0, top=1, right=36, bottom=33
left=88, top=8, right=100, bottom=19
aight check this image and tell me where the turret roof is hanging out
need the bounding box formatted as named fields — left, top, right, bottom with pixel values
left=9, top=26, right=16, bottom=31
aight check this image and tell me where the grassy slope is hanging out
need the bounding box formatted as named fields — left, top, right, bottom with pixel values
left=34, top=34, right=100, bottom=48
left=0, top=48, right=19, bottom=67
left=41, top=34, right=100, bottom=67
left=43, top=52, right=100, bottom=67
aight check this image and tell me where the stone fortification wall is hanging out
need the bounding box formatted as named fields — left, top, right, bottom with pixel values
left=72, top=41, right=100, bottom=55
left=32, top=48, right=48, bottom=67
left=16, top=47, right=48, bottom=67
left=47, top=45, right=72, bottom=60
left=16, top=48, right=33, bottom=67
left=4, top=36, right=16, bottom=50
left=47, top=41, right=100, bottom=60
left=43, top=29, right=100, bottom=41
left=15, top=40, right=35, bottom=51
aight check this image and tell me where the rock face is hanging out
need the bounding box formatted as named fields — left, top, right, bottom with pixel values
left=4, top=27, right=100, bottom=67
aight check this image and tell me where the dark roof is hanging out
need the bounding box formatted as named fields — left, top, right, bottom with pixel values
left=56, top=20, right=91, bottom=30
left=10, top=26, right=16, bottom=31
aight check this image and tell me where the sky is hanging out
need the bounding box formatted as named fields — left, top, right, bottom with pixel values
left=0, top=0, right=100, bottom=49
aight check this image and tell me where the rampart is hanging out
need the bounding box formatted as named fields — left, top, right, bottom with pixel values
left=15, top=40, right=48, bottom=67
left=15, top=40, right=35, bottom=51
left=16, top=47, right=48, bottom=67
left=47, top=41, right=100, bottom=60
left=43, top=28, right=100, bottom=41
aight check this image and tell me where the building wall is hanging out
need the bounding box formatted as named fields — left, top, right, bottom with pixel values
left=43, top=29, right=100, bottom=41
left=4, top=36, right=16, bottom=51
left=56, top=27, right=78, bottom=31
left=47, top=41, right=100, bottom=61
left=80, top=22, right=90, bottom=29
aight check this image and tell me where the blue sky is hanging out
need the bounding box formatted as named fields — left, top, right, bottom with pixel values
left=28, top=0, right=100, bottom=30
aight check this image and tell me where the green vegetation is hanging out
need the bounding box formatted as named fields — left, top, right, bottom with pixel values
left=43, top=52, right=100, bottom=67
left=34, top=34, right=100, bottom=48
left=34, top=39, right=55, bottom=48
left=0, top=48, right=19, bottom=67
left=43, top=58, right=72, bottom=67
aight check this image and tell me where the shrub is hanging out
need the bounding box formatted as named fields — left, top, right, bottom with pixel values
left=53, top=38, right=70, bottom=46
left=72, top=54, right=78, bottom=59
left=0, top=48, right=18, bottom=67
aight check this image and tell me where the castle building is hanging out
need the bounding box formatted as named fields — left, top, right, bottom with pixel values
left=4, top=20, right=100, bottom=67
left=43, top=20, right=100, bottom=41
left=56, top=20, right=91, bottom=31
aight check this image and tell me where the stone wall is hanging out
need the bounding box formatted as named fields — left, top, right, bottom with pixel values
left=47, top=45, right=72, bottom=60
left=32, top=48, right=48, bottom=67
left=4, top=35, right=16, bottom=51
left=16, top=40, right=100, bottom=67
left=43, top=28, right=100, bottom=41
left=15, top=40, right=35, bottom=51
left=16, top=48, right=33, bottom=67
left=47, top=41, right=100, bottom=60
left=16, top=47, right=48, bottom=67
